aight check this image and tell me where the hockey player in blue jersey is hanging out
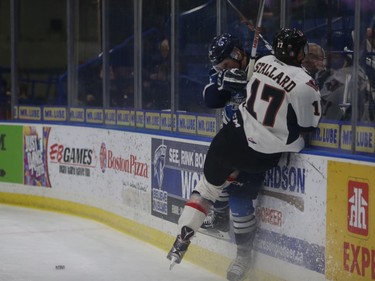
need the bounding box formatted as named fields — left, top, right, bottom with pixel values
left=198, top=33, right=265, bottom=281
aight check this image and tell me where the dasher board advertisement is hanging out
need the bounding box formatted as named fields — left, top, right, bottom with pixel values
left=326, top=161, right=375, bottom=281
left=151, top=137, right=208, bottom=223
left=255, top=153, right=327, bottom=274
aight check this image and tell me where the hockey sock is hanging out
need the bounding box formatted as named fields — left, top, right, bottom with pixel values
left=178, top=192, right=212, bottom=232
left=232, top=214, right=257, bottom=255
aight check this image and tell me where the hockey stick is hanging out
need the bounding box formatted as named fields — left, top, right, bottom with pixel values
left=226, top=0, right=273, bottom=52
left=247, top=0, right=266, bottom=79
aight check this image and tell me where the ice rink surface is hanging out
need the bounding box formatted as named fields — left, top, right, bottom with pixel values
left=0, top=204, right=225, bottom=281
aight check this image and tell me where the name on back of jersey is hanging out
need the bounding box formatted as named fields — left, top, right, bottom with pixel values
left=254, top=61, right=297, bottom=93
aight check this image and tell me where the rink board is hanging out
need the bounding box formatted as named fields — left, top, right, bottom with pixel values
left=0, top=122, right=375, bottom=281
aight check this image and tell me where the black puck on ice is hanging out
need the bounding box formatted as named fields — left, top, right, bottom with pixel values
left=55, top=265, right=65, bottom=270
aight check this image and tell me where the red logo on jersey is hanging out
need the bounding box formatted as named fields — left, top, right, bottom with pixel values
left=347, top=180, right=369, bottom=236
left=306, top=79, right=319, bottom=91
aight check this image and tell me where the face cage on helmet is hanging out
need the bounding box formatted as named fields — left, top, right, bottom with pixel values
left=209, top=33, right=242, bottom=66
left=209, top=48, right=230, bottom=65
left=212, top=49, right=241, bottom=70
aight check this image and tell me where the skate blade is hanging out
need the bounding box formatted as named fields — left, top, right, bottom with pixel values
left=198, top=228, right=231, bottom=241
left=169, top=256, right=178, bottom=270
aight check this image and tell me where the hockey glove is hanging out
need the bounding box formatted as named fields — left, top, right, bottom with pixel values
left=217, top=69, right=248, bottom=92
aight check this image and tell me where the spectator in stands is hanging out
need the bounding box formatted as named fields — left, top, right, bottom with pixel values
left=18, top=84, right=33, bottom=105
left=365, top=25, right=375, bottom=121
left=80, top=63, right=134, bottom=108
left=367, top=27, right=375, bottom=52
left=143, top=38, right=171, bottom=110
left=319, top=32, right=373, bottom=121
left=302, top=43, right=330, bottom=89
left=77, top=63, right=103, bottom=107
left=108, top=66, right=134, bottom=108
left=302, top=43, right=342, bottom=120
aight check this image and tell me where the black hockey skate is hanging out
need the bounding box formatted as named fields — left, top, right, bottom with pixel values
left=200, top=208, right=230, bottom=232
left=167, top=226, right=195, bottom=270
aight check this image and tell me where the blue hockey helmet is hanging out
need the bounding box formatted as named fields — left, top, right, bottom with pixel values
left=208, top=33, right=242, bottom=65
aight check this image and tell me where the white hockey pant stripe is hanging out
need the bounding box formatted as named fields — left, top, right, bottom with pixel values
left=217, top=189, right=229, bottom=203
left=232, top=214, right=257, bottom=234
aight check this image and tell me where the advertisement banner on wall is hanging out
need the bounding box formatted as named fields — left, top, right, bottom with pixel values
left=46, top=125, right=98, bottom=186
left=23, top=126, right=50, bottom=187
left=254, top=153, right=326, bottom=274
left=44, top=125, right=151, bottom=212
left=0, top=124, right=23, bottom=183
left=150, top=138, right=208, bottom=223
left=326, top=161, right=375, bottom=281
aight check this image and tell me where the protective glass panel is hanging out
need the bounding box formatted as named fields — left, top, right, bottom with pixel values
left=141, top=0, right=171, bottom=110
left=70, top=0, right=134, bottom=109
left=18, top=0, right=66, bottom=106
left=224, top=0, right=279, bottom=57
left=107, top=0, right=134, bottom=109
left=361, top=8, right=375, bottom=124
left=176, top=0, right=217, bottom=113
left=74, top=0, right=102, bottom=107
left=0, top=0, right=11, bottom=119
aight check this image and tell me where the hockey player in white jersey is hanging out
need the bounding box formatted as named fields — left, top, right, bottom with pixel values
left=167, top=28, right=321, bottom=279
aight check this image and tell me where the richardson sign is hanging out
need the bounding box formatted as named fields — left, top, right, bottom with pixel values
left=326, top=161, right=374, bottom=281
left=255, top=153, right=326, bottom=274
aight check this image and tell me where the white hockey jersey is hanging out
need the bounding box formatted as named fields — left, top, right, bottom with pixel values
left=239, top=55, right=321, bottom=154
